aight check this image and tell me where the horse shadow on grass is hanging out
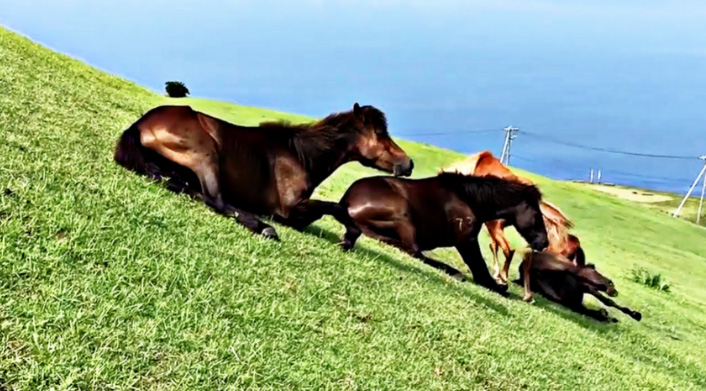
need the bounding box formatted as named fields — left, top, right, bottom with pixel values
left=303, top=224, right=512, bottom=316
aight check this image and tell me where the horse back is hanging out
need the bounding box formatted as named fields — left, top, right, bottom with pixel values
left=134, top=105, right=287, bottom=213
left=474, top=153, right=533, bottom=185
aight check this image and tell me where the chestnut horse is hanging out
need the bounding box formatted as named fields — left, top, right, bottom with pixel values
left=338, top=173, right=549, bottom=299
left=443, top=151, right=582, bottom=282
left=114, top=103, right=413, bottom=240
left=516, top=251, right=641, bottom=322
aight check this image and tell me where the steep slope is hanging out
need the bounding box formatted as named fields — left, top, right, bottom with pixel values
left=1, top=27, right=706, bottom=391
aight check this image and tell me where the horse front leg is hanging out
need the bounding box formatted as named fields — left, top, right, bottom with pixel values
left=275, top=199, right=348, bottom=231
left=521, top=252, right=535, bottom=303
left=487, top=220, right=514, bottom=284
left=499, top=237, right=515, bottom=284
left=586, top=286, right=642, bottom=321
left=486, top=221, right=503, bottom=281
left=456, top=240, right=508, bottom=294
left=394, top=222, right=465, bottom=281
left=489, top=241, right=502, bottom=281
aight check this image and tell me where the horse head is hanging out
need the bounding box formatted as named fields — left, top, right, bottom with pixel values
left=577, top=264, right=617, bottom=297
left=349, top=103, right=413, bottom=177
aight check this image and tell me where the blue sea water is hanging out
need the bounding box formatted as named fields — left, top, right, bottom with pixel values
left=2, top=0, right=706, bottom=193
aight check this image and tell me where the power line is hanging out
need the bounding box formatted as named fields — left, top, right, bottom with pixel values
left=521, top=131, right=698, bottom=160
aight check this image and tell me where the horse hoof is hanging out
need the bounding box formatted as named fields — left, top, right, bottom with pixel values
left=261, top=227, right=280, bottom=241
left=339, top=240, right=353, bottom=251
left=522, top=294, right=535, bottom=304
left=632, top=312, right=642, bottom=321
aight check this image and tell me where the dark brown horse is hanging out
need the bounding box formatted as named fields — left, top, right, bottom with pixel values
left=114, top=103, right=413, bottom=240
left=517, top=251, right=641, bottom=322
left=443, top=151, right=583, bottom=282
left=338, top=173, right=549, bottom=298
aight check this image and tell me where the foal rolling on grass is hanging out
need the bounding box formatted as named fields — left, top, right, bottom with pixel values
left=338, top=173, right=549, bottom=299
left=517, top=251, right=642, bottom=322
left=114, top=103, right=413, bottom=240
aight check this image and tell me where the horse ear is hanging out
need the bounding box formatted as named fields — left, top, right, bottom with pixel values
left=353, top=102, right=362, bottom=117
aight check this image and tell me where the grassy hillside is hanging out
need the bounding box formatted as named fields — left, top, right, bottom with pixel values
left=2, top=27, right=706, bottom=391
left=579, top=182, right=706, bottom=227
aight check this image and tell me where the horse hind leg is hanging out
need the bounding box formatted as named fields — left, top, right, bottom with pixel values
left=340, top=223, right=362, bottom=251
left=114, top=123, right=201, bottom=196
left=193, top=161, right=279, bottom=240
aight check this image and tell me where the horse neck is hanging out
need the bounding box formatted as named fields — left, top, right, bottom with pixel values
left=288, top=127, right=354, bottom=189
left=462, top=192, right=522, bottom=223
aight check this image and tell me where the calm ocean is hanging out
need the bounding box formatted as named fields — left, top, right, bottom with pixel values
left=3, top=1, right=706, bottom=193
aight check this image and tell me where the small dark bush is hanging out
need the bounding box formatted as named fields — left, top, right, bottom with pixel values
left=165, top=81, right=190, bottom=98
left=630, top=267, right=671, bottom=292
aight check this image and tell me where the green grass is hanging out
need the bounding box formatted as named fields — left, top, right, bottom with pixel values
left=2, top=26, right=706, bottom=390
left=580, top=182, right=706, bottom=227
left=648, top=192, right=706, bottom=227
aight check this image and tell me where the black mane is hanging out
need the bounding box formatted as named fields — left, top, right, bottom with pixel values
left=437, top=172, right=542, bottom=208
left=259, top=105, right=387, bottom=171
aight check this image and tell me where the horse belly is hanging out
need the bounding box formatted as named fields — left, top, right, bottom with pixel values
left=409, top=191, right=468, bottom=249
left=274, top=155, right=310, bottom=217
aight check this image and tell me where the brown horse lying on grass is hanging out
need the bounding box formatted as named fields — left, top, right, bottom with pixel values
left=114, top=103, right=413, bottom=240
left=338, top=173, right=549, bottom=298
left=516, top=251, right=642, bottom=322
left=444, top=151, right=583, bottom=282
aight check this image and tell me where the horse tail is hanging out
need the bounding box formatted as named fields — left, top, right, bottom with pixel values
left=540, top=200, right=573, bottom=229
left=114, top=122, right=146, bottom=172
left=114, top=122, right=201, bottom=195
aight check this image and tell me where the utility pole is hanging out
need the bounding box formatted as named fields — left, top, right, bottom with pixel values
left=500, top=126, right=519, bottom=165
left=698, top=166, right=706, bottom=224
left=673, top=155, right=706, bottom=220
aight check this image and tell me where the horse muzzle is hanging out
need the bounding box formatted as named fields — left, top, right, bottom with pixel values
left=393, top=159, right=414, bottom=177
